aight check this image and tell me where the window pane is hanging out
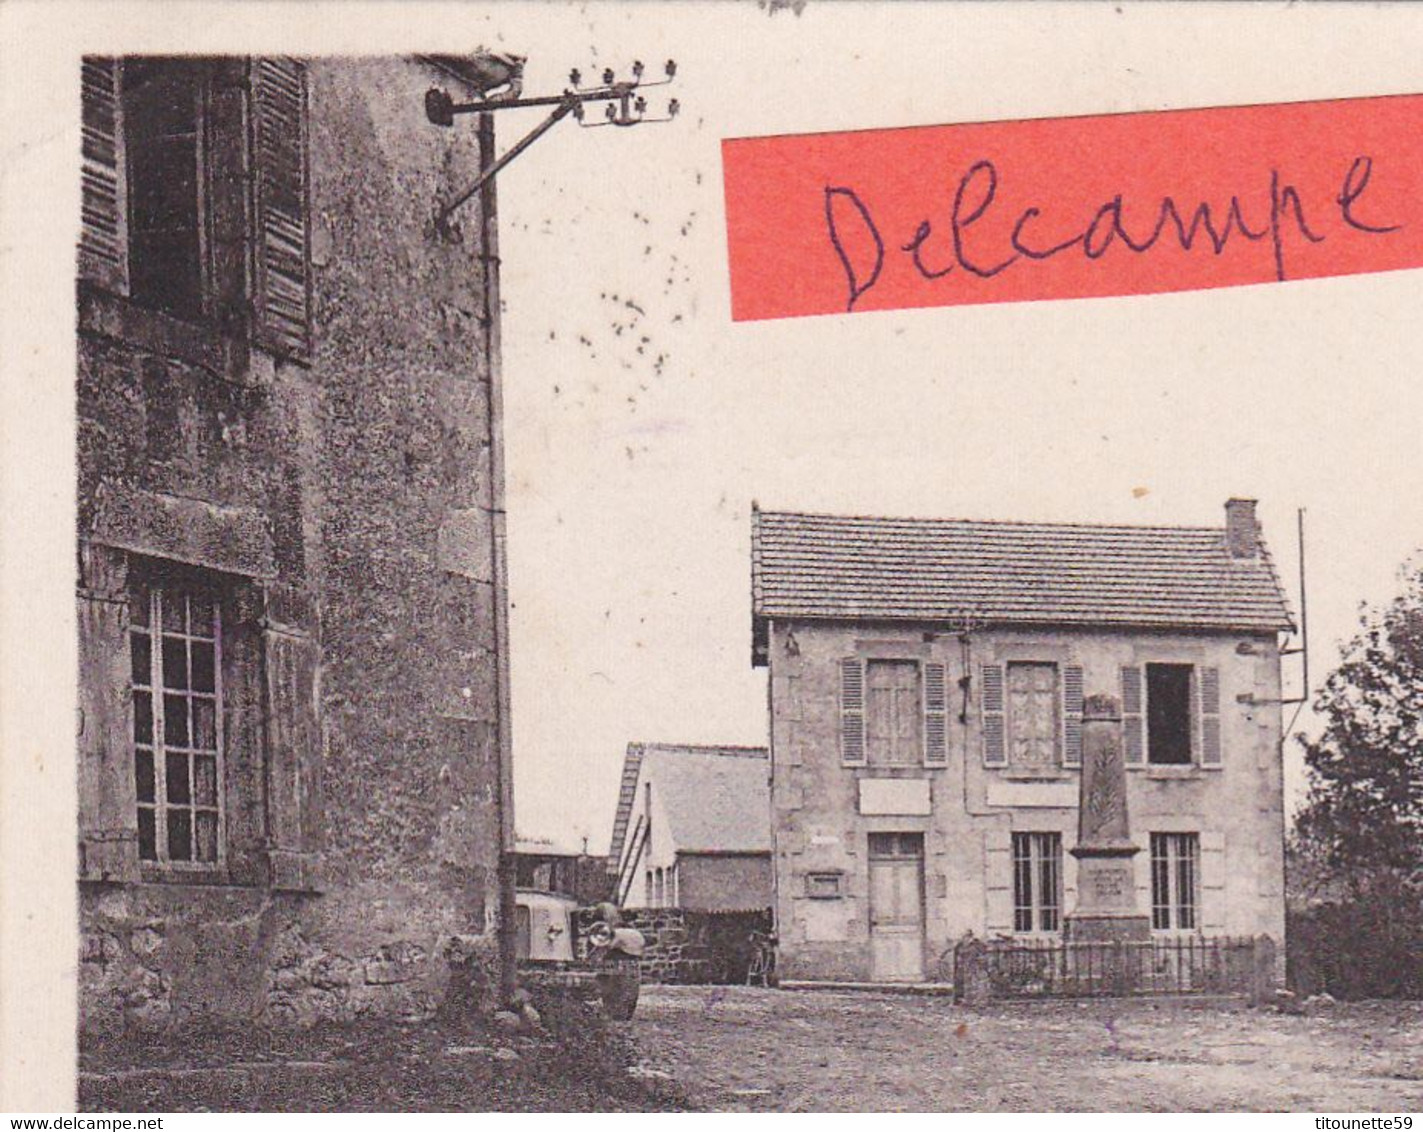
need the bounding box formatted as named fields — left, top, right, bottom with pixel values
left=195, top=811, right=218, bottom=863
left=190, top=641, right=215, bottom=693
left=130, top=632, right=152, bottom=686
left=189, top=594, right=215, bottom=637
left=166, top=752, right=191, bottom=804
left=123, top=61, right=200, bottom=137
left=167, top=809, right=192, bottom=861
left=135, top=747, right=155, bottom=804
left=1012, top=833, right=1032, bottom=932
left=192, top=697, right=216, bottom=750
left=130, top=138, right=199, bottom=230
left=1146, top=664, right=1193, bottom=765
left=130, top=234, right=204, bottom=323
left=129, top=582, right=150, bottom=627
left=1151, top=834, right=1171, bottom=930
left=133, top=691, right=153, bottom=745
left=162, top=636, right=188, bottom=690
left=137, top=807, right=156, bottom=861
left=193, top=754, right=217, bottom=806
left=1039, top=835, right=1061, bottom=932
left=160, top=591, right=185, bottom=633
left=164, top=694, right=189, bottom=747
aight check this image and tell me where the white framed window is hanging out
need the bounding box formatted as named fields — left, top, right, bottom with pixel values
left=1150, top=832, right=1200, bottom=931
left=129, top=569, right=224, bottom=866
left=1012, top=832, right=1063, bottom=933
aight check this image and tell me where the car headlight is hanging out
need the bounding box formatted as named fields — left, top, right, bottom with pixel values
left=586, top=920, right=615, bottom=948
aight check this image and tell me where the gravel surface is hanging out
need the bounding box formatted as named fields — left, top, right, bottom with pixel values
left=630, top=984, right=1423, bottom=1112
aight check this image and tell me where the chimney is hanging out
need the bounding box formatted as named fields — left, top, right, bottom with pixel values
left=1225, top=498, right=1259, bottom=559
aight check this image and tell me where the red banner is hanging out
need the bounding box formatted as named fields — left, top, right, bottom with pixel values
left=722, top=94, right=1423, bottom=322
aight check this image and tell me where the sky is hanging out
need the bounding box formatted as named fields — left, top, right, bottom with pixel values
left=486, top=2, right=1423, bottom=852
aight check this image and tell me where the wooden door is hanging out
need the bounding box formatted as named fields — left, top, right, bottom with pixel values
left=869, top=833, right=925, bottom=981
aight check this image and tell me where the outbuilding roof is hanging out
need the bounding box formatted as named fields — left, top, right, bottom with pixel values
left=751, top=504, right=1294, bottom=639
left=608, top=743, right=770, bottom=876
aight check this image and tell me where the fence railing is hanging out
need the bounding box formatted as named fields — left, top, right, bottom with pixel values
left=953, top=933, right=1277, bottom=1003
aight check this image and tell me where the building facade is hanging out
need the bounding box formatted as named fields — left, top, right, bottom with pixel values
left=751, top=500, right=1294, bottom=983
left=609, top=743, right=773, bottom=913
left=76, top=54, right=520, bottom=1028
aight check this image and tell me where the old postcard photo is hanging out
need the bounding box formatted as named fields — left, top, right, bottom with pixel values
left=1, top=0, right=1421, bottom=1115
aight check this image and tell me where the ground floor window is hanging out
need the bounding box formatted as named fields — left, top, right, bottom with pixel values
left=1150, top=832, right=1199, bottom=930
left=1012, top=831, right=1062, bottom=933
left=129, top=565, right=224, bottom=865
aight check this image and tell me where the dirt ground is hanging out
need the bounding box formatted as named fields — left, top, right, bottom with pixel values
left=630, top=985, right=1423, bottom=1112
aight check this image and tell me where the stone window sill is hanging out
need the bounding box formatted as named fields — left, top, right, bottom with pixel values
left=78, top=284, right=274, bottom=388
left=138, top=864, right=239, bottom=886
left=1135, top=766, right=1216, bottom=780
left=997, top=769, right=1075, bottom=782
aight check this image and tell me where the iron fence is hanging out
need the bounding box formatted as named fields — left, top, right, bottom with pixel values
left=954, top=933, right=1276, bottom=1002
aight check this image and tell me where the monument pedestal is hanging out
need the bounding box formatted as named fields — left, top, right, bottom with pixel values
left=1064, top=849, right=1151, bottom=942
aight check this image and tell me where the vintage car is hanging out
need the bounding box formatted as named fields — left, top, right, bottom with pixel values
left=515, top=890, right=645, bottom=1019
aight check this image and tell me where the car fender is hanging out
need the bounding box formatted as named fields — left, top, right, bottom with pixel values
left=608, top=926, right=645, bottom=958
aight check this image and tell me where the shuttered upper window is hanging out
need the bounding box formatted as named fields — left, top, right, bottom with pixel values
left=79, top=56, right=312, bottom=363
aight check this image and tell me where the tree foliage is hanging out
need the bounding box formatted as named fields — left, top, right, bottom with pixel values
left=1293, top=558, right=1423, bottom=896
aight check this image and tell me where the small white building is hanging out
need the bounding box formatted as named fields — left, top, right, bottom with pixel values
left=609, top=743, right=772, bottom=913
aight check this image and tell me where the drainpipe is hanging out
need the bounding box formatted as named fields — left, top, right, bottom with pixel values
left=478, top=110, right=519, bottom=1005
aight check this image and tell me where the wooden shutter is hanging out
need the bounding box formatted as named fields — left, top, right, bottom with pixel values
left=1198, top=665, right=1222, bottom=766
left=923, top=661, right=948, bottom=765
left=263, top=622, right=324, bottom=889
left=981, top=663, right=1006, bottom=767
left=77, top=545, right=138, bottom=882
left=79, top=56, right=128, bottom=293
left=251, top=57, right=312, bottom=362
left=839, top=657, right=866, bottom=765
left=1062, top=663, right=1084, bottom=768
left=1121, top=665, right=1144, bottom=765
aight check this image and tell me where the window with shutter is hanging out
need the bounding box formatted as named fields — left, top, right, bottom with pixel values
left=1198, top=666, right=1222, bottom=766
left=839, top=658, right=866, bottom=765
left=79, top=57, right=129, bottom=293
left=1121, top=666, right=1144, bottom=764
left=78, top=55, right=311, bottom=366
left=251, top=57, right=312, bottom=362
left=1062, top=664, right=1084, bottom=768
left=922, top=661, right=948, bottom=765
left=981, top=663, right=1006, bottom=766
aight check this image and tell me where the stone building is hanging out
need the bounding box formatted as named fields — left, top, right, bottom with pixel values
left=609, top=743, right=772, bottom=912
left=76, top=54, right=521, bottom=1027
left=751, top=500, right=1294, bottom=983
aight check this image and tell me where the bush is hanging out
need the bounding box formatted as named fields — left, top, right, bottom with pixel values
left=1289, top=887, right=1423, bottom=999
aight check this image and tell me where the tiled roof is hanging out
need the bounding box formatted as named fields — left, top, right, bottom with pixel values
left=752, top=508, right=1294, bottom=633
left=609, top=744, right=770, bottom=875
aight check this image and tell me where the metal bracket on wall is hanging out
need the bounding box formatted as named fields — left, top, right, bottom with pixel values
left=427, top=60, right=679, bottom=229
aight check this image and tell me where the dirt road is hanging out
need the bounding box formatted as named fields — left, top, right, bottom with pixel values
left=630, top=985, right=1423, bottom=1112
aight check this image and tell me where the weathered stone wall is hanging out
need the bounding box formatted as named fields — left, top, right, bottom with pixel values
left=77, top=57, right=506, bottom=1030
left=768, top=621, right=1287, bottom=983
left=621, top=908, right=772, bottom=984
